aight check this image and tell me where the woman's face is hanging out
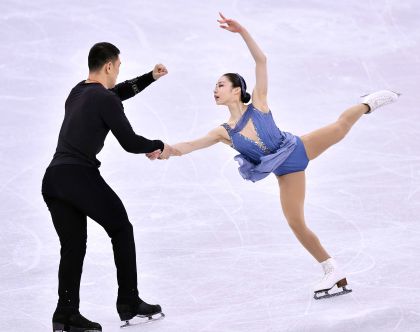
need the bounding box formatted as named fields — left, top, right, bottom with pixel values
left=213, top=76, right=240, bottom=105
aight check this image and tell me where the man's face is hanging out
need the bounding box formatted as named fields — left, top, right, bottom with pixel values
left=107, top=56, right=121, bottom=88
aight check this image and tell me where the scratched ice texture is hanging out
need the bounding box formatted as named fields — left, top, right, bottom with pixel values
left=1, top=0, right=420, bottom=331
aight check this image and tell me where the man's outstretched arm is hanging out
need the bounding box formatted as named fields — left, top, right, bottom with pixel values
left=110, top=64, right=168, bottom=101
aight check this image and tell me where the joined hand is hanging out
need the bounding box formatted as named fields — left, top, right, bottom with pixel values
left=145, top=144, right=181, bottom=161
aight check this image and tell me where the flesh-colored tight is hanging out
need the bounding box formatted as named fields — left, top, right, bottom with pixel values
left=277, top=104, right=369, bottom=262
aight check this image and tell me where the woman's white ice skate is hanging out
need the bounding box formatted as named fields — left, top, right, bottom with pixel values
left=361, top=90, right=400, bottom=114
left=313, top=258, right=352, bottom=300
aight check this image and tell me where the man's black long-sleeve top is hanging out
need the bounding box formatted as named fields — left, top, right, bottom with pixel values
left=48, top=71, right=164, bottom=168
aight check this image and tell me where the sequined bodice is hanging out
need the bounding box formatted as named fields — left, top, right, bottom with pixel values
left=222, top=104, right=287, bottom=163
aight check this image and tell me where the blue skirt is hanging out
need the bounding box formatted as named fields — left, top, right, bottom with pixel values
left=234, top=133, right=309, bottom=182
left=273, top=136, right=309, bottom=176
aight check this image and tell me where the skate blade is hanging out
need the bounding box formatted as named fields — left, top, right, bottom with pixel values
left=120, top=312, right=165, bottom=328
left=53, top=322, right=100, bottom=332
left=314, top=285, right=352, bottom=300
left=360, top=90, right=402, bottom=98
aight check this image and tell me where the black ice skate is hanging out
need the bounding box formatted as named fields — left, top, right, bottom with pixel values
left=52, top=311, right=102, bottom=332
left=117, top=298, right=165, bottom=328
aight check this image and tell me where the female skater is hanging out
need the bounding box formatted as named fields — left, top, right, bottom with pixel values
left=149, top=13, right=399, bottom=299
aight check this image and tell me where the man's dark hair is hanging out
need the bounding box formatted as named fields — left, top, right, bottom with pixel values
left=88, top=42, right=120, bottom=72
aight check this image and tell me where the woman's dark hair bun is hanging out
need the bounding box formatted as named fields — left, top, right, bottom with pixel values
left=242, top=92, right=251, bottom=103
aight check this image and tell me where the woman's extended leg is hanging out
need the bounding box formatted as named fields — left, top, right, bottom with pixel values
left=300, top=104, right=369, bottom=160
left=277, top=171, right=330, bottom=263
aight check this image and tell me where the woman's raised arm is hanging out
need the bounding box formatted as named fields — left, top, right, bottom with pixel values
left=218, top=12, right=268, bottom=110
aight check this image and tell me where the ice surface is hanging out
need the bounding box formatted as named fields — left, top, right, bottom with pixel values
left=1, top=0, right=420, bottom=331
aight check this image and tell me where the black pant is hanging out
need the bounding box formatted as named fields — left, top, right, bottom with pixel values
left=42, top=164, right=139, bottom=309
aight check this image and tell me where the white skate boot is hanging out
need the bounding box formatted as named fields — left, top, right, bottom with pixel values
left=313, top=258, right=352, bottom=300
left=361, top=90, right=400, bottom=114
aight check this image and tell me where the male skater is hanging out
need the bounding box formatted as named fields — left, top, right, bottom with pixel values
left=42, top=42, right=175, bottom=331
